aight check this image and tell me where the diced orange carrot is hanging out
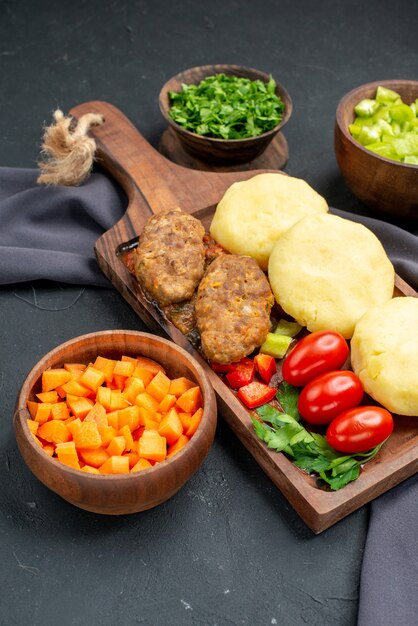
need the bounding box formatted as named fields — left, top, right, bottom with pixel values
left=37, top=420, right=71, bottom=445
left=27, top=419, right=39, bottom=435
left=42, top=368, right=72, bottom=392
left=55, top=385, right=67, bottom=399
left=137, top=406, right=155, bottom=425
left=122, top=376, right=145, bottom=404
left=98, top=425, right=118, bottom=447
left=137, top=429, right=167, bottom=462
left=119, top=424, right=134, bottom=451
left=132, top=426, right=145, bottom=442
left=142, top=417, right=160, bottom=430
left=34, top=402, right=53, bottom=424
left=176, top=386, right=203, bottom=414
left=64, top=362, right=86, bottom=373
left=61, top=379, right=91, bottom=398
left=67, top=418, right=82, bottom=438
left=121, top=355, right=138, bottom=364
left=36, top=390, right=59, bottom=404
left=112, top=374, right=127, bottom=390
left=118, top=406, right=141, bottom=432
left=131, top=366, right=154, bottom=387
left=135, top=391, right=160, bottom=413
left=56, top=441, right=80, bottom=469
left=110, top=390, right=130, bottom=411
left=146, top=370, right=171, bottom=402
left=27, top=400, right=39, bottom=420
left=73, top=421, right=102, bottom=449
left=42, top=444, right=55, bottom=457
left=84, top=402, right=108, bottom=426
left=81, top=465, right=101, bottom=474
left=106, top=435, right=126, bottom=456
left=185, top=407, right=204, bottom=438
left=99, top=455, right=129, bottom=474
left=126, top=451, right=140, bottom=468
left=131, top=458, right=152, bottom=472
left=158, top=394, right=177, bottom=413
left=158, top=407, right=183, bottom=445
left=135, top=356, right=166, bottom=375
left=93, top=356, right=116, bottom=383
left=67, top=397, right=94, bottom=420
left=167, top=434, right=189, bottom=458
left=79, top=365, right=106, bottom=392
left=169, top=376, right=196, bottom=397
left=79, top=447, right=109, bottom=468
left=113, top=360, right=135, bottom=378
left=51, top=402, right=70, bottom=421
left=96, top=386, right=112, bottom=411
left=106, top=410, right=119, bottom=429
left=178, top=411, right=192, bottom=434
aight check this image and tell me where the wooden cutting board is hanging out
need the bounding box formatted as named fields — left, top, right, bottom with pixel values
left=70, top=101, right=418, bottom=533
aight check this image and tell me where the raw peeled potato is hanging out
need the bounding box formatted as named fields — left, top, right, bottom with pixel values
left=268, top=213, right=395, bottom=338
left=351, top=297, right=418, bottom=416
left=209, top=173, right=328, bottom=270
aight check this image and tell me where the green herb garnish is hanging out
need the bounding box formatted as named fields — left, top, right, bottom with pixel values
left=252, top=385, right=384, bottom=491
left=168, top=73, right=285, bottom=139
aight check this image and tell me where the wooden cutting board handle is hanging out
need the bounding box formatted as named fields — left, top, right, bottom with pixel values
left=69, top=101, right=276, bottom=220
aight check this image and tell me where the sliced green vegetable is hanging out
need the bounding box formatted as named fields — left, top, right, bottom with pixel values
left=349, top=86, right=418, bottom=164
left=259, top=333, right=292, bottom=358
left=354, top=98, right=380, bottom=117
left=375, top=86, right=401, bottom=103
left=274, top=319, right=302, bottom=337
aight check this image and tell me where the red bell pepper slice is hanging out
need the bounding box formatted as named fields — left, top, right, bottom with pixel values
left=210, top=361, right=238, bottom=374
left=225, top=357, right=255, bottom=389
left=237, top=380, right=277, bottom=409
left=254, top=353, right=277, bottom=384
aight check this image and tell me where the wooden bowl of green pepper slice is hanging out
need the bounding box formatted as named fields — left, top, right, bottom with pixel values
left=334, top=79, right=418, bottom=220
left=159, top=64, right=292, bottom=164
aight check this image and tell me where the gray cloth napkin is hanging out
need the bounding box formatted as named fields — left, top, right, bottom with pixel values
left=0, top=167, right=125, bottom=287
left=1, top=166, right=417, bottom=625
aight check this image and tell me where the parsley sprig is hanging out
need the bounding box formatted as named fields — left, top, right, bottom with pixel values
left=252, top=384, right=384, bottom=491
left=168, top=73, right=285, bottom=139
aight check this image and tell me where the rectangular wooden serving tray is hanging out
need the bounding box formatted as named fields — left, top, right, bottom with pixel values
left=70, top=101, right=418, bottom=533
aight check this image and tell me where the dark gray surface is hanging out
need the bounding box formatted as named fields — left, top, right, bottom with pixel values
left=0, top=1, right=417, bottom=625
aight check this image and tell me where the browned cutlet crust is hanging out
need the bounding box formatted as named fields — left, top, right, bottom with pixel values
left=134, top=208, right=206, bottom=306
left=196, top=254, right=274, bottom=363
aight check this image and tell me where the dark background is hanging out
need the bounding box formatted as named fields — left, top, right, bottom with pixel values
left=0, top=1, right=417, bottom=625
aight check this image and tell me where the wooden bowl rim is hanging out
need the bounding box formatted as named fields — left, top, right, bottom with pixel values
left=335, top=78, right=418, bottom=169
left=15, top=329, right=217, bottom=482
left=159, top=63, right=293, bottom=144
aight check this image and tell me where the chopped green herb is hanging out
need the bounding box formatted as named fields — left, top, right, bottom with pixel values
left=252, top=384, right=385, bottom=490
left=168, top=73, right=285, bottom=139
left=276, top=381, right=301, bottom=421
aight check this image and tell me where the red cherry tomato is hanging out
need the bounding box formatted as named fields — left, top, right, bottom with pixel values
left=282, top=330, right=349, bottom=387
left=298, top=370, right=364, bottom=425
left=326, top=406, right=394, bottom=453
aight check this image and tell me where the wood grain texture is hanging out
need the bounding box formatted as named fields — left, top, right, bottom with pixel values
left=68, top=100, right=418, bottom=532
left=159, top=126, right=289, bottom=172
left=14, top=331, right=217, bottom=515
left=159, top=64, right=292, bottom=164
left=335, top=79, right=418, bottom=220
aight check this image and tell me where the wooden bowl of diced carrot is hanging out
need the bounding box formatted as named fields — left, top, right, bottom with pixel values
left=14, top=330, right=217, bottom=515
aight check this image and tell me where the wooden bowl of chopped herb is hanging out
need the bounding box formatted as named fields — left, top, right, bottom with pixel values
left=334, top=79, right=418, bottom=220
left=159, top=64, right=292, bottom=164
